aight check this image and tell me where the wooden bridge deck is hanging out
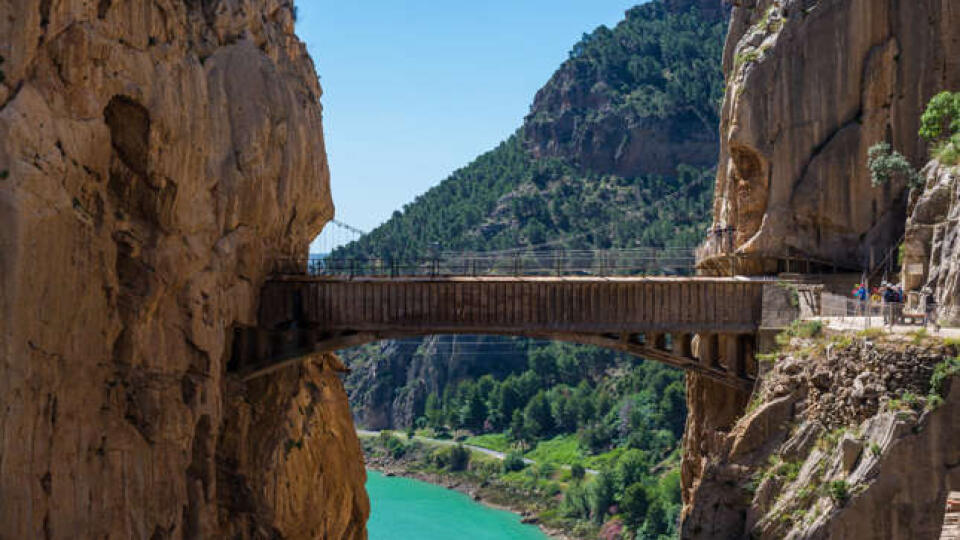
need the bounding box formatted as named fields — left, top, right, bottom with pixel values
left=235, top=276, right=783, bottom=388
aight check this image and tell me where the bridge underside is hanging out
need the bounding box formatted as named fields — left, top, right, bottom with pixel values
left=229, top=326, right=757, bottom=390
left=233, top=276, right=777, bottom=390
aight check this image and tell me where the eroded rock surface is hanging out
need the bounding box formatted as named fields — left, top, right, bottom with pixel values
left=704, top=0, right=960, bottom=272
left=0, top=1, right=367, bottom=538
left=682, top=334, right=959, bottom=539
left=903, top=161, right=960, bottom=325
left=524, top=0, right=727, bottom=178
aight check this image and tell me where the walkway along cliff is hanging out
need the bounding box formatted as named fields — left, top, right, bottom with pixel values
left=0, top=2, right=367, bottom=538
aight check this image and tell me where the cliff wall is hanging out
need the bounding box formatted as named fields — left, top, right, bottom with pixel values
left=683, top=332, right=958, bottom=539
left=903, top=161, right=960, bottom=325
left=685, top=0, right=960, bottom=535
left=0, top=1, right=367, bottom=538
left=706, top=0, right=960, bottom=272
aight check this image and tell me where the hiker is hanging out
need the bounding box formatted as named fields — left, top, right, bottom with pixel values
left=882, top=282, right=900, bottom=327
left=924, top=287, right=940, bottom=333
left=852, top=283, right=868, bottom=316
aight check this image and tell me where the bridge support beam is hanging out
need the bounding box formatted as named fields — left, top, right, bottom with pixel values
left=675, top=333, right=694, bottom=359
left=695, top=333, right=720, bottom=369
left=722, top=334, right=743, bottom=378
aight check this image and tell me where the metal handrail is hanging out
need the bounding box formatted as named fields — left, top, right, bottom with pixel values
left=273, top=249, right=699, bottom=278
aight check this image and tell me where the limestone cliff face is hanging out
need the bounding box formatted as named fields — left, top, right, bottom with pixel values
left=903, top=161, right=960, bottom=325
left=705, top=0, right=960, bottom=271
left=683, top=335, right=958, bottom=539
left=0, top=1, right=367, bottom=538
left=345, top=336, right=528, bottom=430
left=686, top=0, right=960, bottom=535
left=524, top=0, right=727, bottom=178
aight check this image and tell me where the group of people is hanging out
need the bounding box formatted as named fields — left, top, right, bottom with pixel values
left=851, top=281, right=903, bottom=305
left=850, top=281, right=939, bottom=331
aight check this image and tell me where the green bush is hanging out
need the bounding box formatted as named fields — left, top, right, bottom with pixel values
left=828, top=480, right=850, bottom=505
left=920, top=91, right=960, bottom=142
left=920, top=91, right=960, bottom=166
left=929, top=357, right=960, bottom=398
left=867, top=142, right=923, bottom=188
left=434, top=444, right=470, bottom=471
left=378, top=431, right=407, bottom=459
left=502, top=451, right=527, bottom=473
left=570, top=463, right=586, bottom=482
left=621, top=482, right=651, bottom=528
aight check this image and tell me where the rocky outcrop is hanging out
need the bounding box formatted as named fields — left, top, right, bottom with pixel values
left=0, top=1, right=367, bottom=538
left=683, top=333, right=959, bottom=539
left=345, top=335, right=528, bottom=429
left=903, top=161, right=960, bottom=324
left=524, top=0, right=727, bottom=178
left=704, top=0, right=960, bottom=272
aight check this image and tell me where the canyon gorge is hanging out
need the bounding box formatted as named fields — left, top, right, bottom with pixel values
left=0, top=1, right=366, bottom=537
left=2, top=0, right=960, bottom=539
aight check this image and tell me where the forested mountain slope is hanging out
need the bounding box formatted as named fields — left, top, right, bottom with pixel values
left=333, top=0, right=725, bottom=260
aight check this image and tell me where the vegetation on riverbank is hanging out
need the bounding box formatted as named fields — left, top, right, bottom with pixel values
left=359, top=350, right=688, bottom=538
left=362, top=430, right=683, bottom=539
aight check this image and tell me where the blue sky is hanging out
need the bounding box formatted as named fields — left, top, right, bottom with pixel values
left=297, top=1, right=642, bottom=251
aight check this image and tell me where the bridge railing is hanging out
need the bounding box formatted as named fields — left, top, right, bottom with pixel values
left=273, top=249, right=699, bottom=277
left=815, top=292, right=940, bottom=329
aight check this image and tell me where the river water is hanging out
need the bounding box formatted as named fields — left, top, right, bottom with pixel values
left=366, top=470, right=547, bottom=540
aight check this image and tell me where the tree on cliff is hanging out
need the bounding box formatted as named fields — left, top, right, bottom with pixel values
left=920, top=91, right=960, bottom=166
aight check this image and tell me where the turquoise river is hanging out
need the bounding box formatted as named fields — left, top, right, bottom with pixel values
left=366, top=470, right=548, bottom=540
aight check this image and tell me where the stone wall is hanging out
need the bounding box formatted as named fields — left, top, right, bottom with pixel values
left=0, top=1, right=367, bottom=537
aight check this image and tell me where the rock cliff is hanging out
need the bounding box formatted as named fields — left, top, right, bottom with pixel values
left=903, top=161, right=960, bottom=325
left=685, top=0, right=960, bottom=535
left=704, top=0, right=960, bottom=272
left=683, top=332, right=959, bottom=539
left=0, top=1, right=367, bottom=538
left=525, top=0, right=727, bottom=178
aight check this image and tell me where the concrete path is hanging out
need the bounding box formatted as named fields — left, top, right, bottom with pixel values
left=813, top=317, right=960, bottom=339
left=357, top=429, right=597, bottom=475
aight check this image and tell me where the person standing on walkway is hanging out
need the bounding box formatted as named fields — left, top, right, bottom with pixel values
left=882, top=282, right=900, bottom=327
left=852, top=283, right=868, bottom=316
left=924, top=287, right=940, bottom=333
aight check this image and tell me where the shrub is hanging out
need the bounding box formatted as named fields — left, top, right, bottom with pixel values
left=502, top=451, right=526, bottom=473
left=378, top=431, right=407, bottom=459
left=434, top=444, right=470, bottom=471
left=570, top=463, right=586, bottom=482
left=919, top=92, right=960, bottom=166
left=919, top=91, right=960, bottom=143
left=929, top=357, right=960, bottom=398
left=828, top=480, right=850, bottom=505
left=867, top=142, right=923, bottom=188
left=621, top=482, right=650, bottom=528
left=537, top=461, right=558, bottom=479
left=869, top=442, right=882, bottom=457
left=909, top=328, right=929, bottom=345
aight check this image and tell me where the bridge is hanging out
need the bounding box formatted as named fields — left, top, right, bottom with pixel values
left=233, top=269, right=792, bottom=390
